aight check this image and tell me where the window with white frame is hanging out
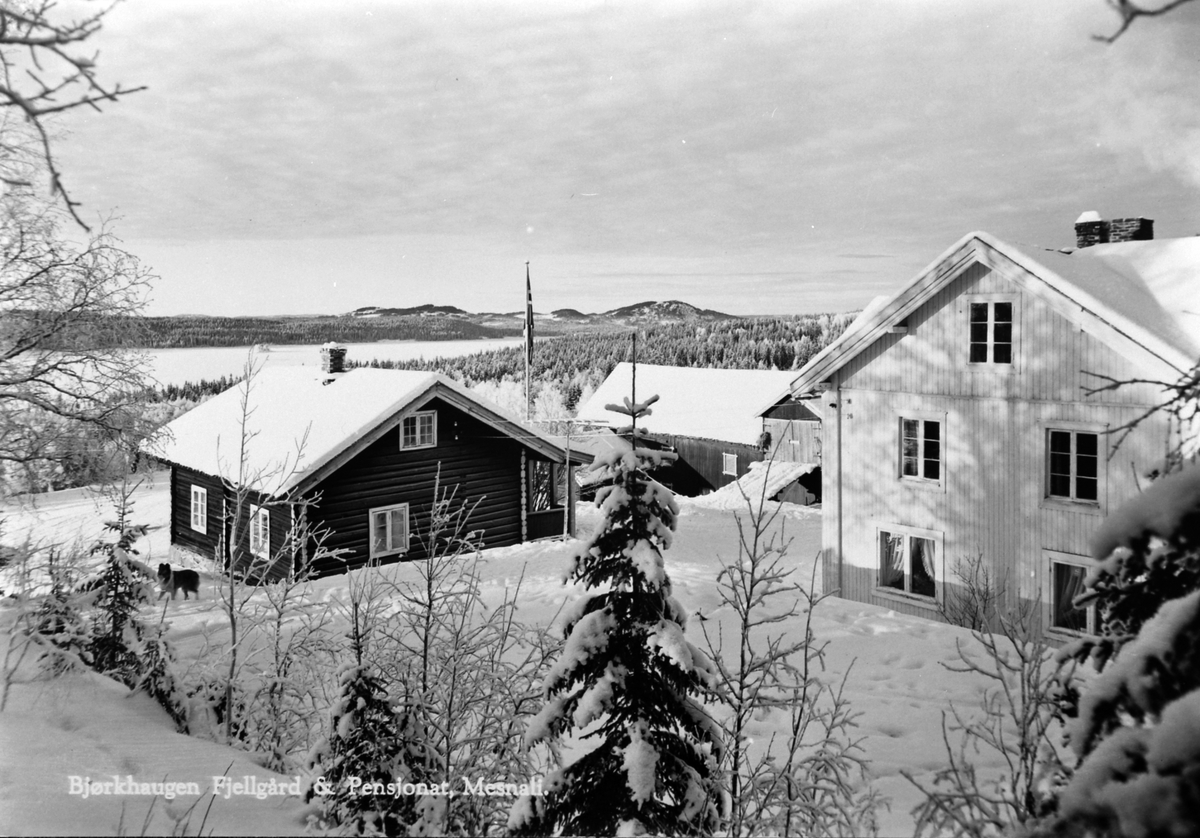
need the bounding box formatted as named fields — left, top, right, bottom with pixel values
left=1046, top=429, right=1100, bottom=503
left=900, top=418, right=941, bottom=482
left=1049, top=552, right=1098, bottom=634
left=401, top=410, right=437, bottom=449
left=968, top=299, right=1014, bottom=365
left=722, top=452, right=738, bottom=477
left=877, top=526, right=940, bottom=600
left=189, top=485, right=207, bottom=533
left=249, top=504, right=270, bottom=559
left=369, top=503, right=409, bottom=559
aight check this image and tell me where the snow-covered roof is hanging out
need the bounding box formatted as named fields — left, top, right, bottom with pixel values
left=686, top=460, right=817, bottom=511
left=575, top=363, right=795, bottom=446
left=144, top=367, right=572, bottom=497
left=780, top=231, right=1200, bottom=398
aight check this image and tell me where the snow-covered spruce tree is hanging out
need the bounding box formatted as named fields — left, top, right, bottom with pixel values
left=511, top=393, right=723, bottom=837
left=84, top=478, right=191, bottom=733
left=87, top=482, right=154, bottom=686
left=1031, top=461, right=1200, bottom=838
left=32, top=548, right=93, bottom=675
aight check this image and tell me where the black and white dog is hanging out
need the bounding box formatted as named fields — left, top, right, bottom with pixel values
left=157, top=563, right=201, bottom=601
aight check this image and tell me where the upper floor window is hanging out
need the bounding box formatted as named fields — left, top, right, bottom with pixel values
left=1047, top=429, right=1099, bottom=503
left=190, top=485, right=207, bottom=533
left=901, top=418, right=940, bottom=481
left=722, top=453, right=738, bottom=477
left=968, top=300, right=1013, bottom=365
left=402, top=410, right=437, bottom=449
left=249, top=504, right=270, bottom=559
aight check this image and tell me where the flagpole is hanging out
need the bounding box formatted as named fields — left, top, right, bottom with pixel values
left=524, top=262, right=533, bottom=422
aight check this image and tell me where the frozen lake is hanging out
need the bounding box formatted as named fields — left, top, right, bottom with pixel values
left=146, top=338, right=524, bottom=386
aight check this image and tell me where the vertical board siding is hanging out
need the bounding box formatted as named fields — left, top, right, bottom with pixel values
left=666, top=436, right=764, bottom=495
left=839, top=262, right=1168, bottom=406
left=303, top=398, right=524, bottom=577
left=764, top=418, right=821, bottom=465
left=828, top=256, right=1173, bottom=624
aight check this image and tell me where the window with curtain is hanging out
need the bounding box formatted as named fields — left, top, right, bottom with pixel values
left=878, top=528, right=938, bottom=599
left=1051, top=558, right=1096, bottom=633
left=369, top=503, right=409, bottom=559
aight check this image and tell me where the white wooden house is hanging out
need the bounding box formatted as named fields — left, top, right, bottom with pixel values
left=777, top=216, right=1199, bottom=637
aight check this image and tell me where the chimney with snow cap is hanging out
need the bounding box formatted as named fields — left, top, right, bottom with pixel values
left=320, top=342, right=347, bottom=376
left=1074, top=212, right=1154, bottom=248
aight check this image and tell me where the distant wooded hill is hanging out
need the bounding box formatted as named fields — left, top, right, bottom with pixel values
left=124, top=299, right=751, bottom=348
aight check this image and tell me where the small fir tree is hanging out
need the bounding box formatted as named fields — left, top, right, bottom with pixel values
left=306, top=661, right=420, bottom=835
left=32, top=548, right=92, bottom=674
left=87, top=489, right=153, bottom=685
left=136, top=623, right=190, bottom=734
left=511, top=393, right=724, bottom=837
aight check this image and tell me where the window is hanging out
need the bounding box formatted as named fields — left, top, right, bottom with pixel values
left=968, top=300, right=1013, bottom=364
left=189, top=485, right=207, bottom=533
left=1049, top=553, right=1098, bottom=634
left=877, top=527, right=939, bottom=600
left=1047, top=430, right=1099, bottom=503
left=402, top=410, right=437, bottom=449
left=722, top=453, right=738, bottom=477
left=900, top=418, right=940, bottom=481
left=528, top=460, right=561, bottom=511
left=369, top=504, right=409, bottom=558
left=249, top=505, right=270, bottom=559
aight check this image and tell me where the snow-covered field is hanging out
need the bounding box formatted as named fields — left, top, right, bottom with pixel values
left=147, top=338, right=525, bottom=386
left=0, top=475, right=1003, bottom=837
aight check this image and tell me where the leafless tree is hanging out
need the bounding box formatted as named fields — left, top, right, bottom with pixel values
left=1, top=0, right=145, bottom=227
left=0, top=186, right=153, bottom=495
left=1094, top=0, right=1197, bottom=42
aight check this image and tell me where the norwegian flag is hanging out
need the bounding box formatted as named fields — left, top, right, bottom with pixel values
left=523, top=263, right=534, bottom=368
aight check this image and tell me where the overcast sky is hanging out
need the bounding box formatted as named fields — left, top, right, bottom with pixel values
left=54, top=0, right=1200, bottom=317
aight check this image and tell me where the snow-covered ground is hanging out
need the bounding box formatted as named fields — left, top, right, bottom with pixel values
left=0, top=474, right=1004, bottom=837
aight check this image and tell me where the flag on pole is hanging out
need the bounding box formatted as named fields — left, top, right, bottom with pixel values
left=524, top=263, right=534, bottom=368
left=524, top=263, right=534, bottom=421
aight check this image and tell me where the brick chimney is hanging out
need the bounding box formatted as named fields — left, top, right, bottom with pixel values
left=320, top=342, right=347, bottom=376
left=1108, top=216, right=1154, bottom=243
left=1074, top=211, right=1154, bottom=248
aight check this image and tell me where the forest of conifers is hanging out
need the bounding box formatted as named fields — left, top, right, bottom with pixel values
left=127, top=314, right=518, bottom=347
left=148, top=313, right=853, bottom=403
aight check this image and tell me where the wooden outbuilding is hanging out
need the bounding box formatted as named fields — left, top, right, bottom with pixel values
left=575, top=362, right=818, bottom=500
left=146, top=356, right=587, bottom=580
left=777, top=218, right=1199, bottom=637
